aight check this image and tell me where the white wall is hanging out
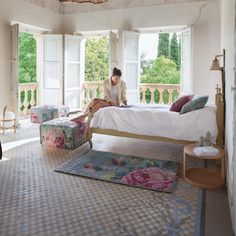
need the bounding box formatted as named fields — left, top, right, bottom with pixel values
left=193, top=0, right=221, bottom=103
left=0, top=0, right=221, bottom=111
left=63, top=0, right=221, bottom=104
left=221, top=0, right=236, bottom=232
left=0, top=0, right=62, bottom=112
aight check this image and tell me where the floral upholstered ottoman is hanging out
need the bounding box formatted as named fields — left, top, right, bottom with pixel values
left=40, top=117, right=88, bottom=149
left=31, top=105, right=70, bottom=124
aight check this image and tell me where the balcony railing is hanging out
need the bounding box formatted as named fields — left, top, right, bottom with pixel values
left=83, top=81, right=104, bottom=108
left=18, top=82, right=180, bottom=115
left=140, top=83, right=180, bottom=104
left=18, top=83, right=39, bottom=116
left=83, top=81, right=180, bottom=107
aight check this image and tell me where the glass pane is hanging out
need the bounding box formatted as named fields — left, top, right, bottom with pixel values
left=44, top=89, right=61, bottom=105
left=65, top=91, right=80, bottom=108
left=125, top=35, right=139, bottom=61
left=126, top=91, right=139, bottom=104
left=44, top=37, right=62, bottom=61
left=182, top=32, right=190, bottom=61
left=181, top=62, right=190, bottom=93
left=44, top=62, right=61, bottom=89
left=66, top=64, right=80, bottom=88
left=67, top=39, right=80, bottom=62
left=125, top=63, right=138, bottom=90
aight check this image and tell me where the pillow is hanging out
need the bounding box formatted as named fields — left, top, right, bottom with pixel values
left=180, top=96, right=209, bottom=114
left=170, top=95, right=193, bottom=112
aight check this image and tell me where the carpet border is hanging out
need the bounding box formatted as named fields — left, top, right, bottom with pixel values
left=55, top=168, right=176, bottom=194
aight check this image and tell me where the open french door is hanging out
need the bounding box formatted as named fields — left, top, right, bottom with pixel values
left=39, top=35, right=63, bottom=105
left=64, top=35, right=85, bottom=108
left=11, top=24, right=19, bottom=124
left=181, top=28, right=192, bottom=94
left=122, top=31, right=140, bottom=104
left=109, top=31, right=119, bottom=72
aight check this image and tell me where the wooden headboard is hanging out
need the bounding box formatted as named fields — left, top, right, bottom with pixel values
left=215, top=85, right=225, bottom=147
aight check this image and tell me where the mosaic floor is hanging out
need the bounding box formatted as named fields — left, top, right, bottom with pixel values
left=0, top=120, right=231, bottom=236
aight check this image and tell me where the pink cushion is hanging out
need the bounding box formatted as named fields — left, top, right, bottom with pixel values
left=170, top=95, right=193, bottom=112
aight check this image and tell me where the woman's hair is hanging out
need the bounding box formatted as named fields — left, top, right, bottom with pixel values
left=112, top=67, right=122, bottom=77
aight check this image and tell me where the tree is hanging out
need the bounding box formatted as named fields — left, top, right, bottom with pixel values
left=170, top=33, right=180, bottom=70
left=19, top=33, right=37, bottom=83
left=141, top=56, right=180, bottom=84
left=157, top=33, right=170, bottom=58
left=85, top=36, right=109, bottom=81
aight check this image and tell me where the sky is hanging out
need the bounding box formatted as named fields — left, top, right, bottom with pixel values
left=140, top=34, right=159, bottom=60
left=140, top=33, right=181, bottom=60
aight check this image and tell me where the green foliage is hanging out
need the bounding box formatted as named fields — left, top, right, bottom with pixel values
left=141, top=56, right=180, bottom=84
left=85, top=36, right=109, bottom=81
left=170, top=33, right=180, bottom=70
left=158, top=33, right=170, bottom=58
left=20, top=91, right=25, bottom=111
left=19, top=33, right=37, bottom=83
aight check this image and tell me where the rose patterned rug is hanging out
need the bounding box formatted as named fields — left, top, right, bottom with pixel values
left=56, top=150, right=179, bottom=193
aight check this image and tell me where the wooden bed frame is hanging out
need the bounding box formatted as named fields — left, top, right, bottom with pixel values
left=87, top=87, right=225, bottom=148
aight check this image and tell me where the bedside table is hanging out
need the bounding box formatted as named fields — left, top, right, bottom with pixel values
left=183, top=144, right=225, bottom=189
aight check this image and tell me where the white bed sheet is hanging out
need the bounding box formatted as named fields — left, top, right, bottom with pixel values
left=90, top=105, right=218, bottom=142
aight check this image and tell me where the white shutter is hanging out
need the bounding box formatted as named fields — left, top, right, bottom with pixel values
left=122, top=31, right=140, bottom=104
left=181, top=28, right=192, bottom=94
left=11, top=24, right=19, bottom=124
left=64, top=35, right=85, bottom=109
left=40, top=35, right=63, bottom=105
left=109, top=31, right=119, bottom=72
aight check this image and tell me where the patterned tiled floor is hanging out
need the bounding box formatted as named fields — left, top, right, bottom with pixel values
left=0, top=121, right=231, bottom=236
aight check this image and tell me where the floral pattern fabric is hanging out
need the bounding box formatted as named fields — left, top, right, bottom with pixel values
left=56, top=150, right=179, bottom=193
left=40, top=117, right=88, bottom=150
left=31, top=105, right=70, bottom=124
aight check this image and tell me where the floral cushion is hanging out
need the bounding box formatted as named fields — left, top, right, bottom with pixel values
left=31, top=105, right=69, bottom=124
left=180, top=96, right=209, bottom=114
left=170, top=95, right=193, bottom=112
left=40, top=117, right=88, bottom=149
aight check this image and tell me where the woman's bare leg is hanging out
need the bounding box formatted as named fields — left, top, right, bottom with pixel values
left=71, top=112, right=89, bottom=123
left=72, top=98, right=113, bottom=123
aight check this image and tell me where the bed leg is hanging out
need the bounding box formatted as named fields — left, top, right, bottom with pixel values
left=89, top=139, right=93, bottom=149
left=87, top=128, right=93, bottom=149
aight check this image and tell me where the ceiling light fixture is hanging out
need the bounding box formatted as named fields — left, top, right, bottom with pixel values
left=59, top=0, right=108, bottom=4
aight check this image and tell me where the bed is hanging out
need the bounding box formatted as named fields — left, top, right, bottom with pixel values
left=87, top=88, right=225, bottom=147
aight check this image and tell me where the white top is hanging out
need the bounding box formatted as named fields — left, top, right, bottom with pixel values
left=90, top=105, right=218, bottom=143
left=111, top=84, right=119, bottom=106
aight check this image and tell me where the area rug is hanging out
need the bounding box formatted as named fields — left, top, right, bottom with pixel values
left=55, top=150, right=179, bottom=193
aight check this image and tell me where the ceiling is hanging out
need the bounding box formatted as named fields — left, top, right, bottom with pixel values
left=25, top=0, right=210, bottom=15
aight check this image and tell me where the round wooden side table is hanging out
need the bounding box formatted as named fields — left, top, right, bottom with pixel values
left=183, top=144, right=225, bottom=189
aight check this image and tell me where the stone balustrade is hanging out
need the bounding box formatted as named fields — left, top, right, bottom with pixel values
left=18, top=83, right=39, bottom=116
left=83, top=81, right=180, bottom=106
left=140, top=83, right=180, bottom=105
left=19, top=82, right=180, bottom=116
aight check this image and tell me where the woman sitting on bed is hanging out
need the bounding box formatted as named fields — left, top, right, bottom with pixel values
left=72, top=67, right=127, bottom=122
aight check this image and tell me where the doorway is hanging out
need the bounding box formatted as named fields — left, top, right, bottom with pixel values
left=139, top=29, right=192, bottom=105
left=83, top=35, right=109, bottom=108
left=18, top=32, right=38, bottom=117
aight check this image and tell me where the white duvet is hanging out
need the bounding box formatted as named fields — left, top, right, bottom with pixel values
left=90, top=105, right=218, bottom=142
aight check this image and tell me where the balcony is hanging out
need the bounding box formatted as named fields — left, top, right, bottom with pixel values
left=83, top=81, right=180, bottom=107
left=18, top=82, right=180, bottom=115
